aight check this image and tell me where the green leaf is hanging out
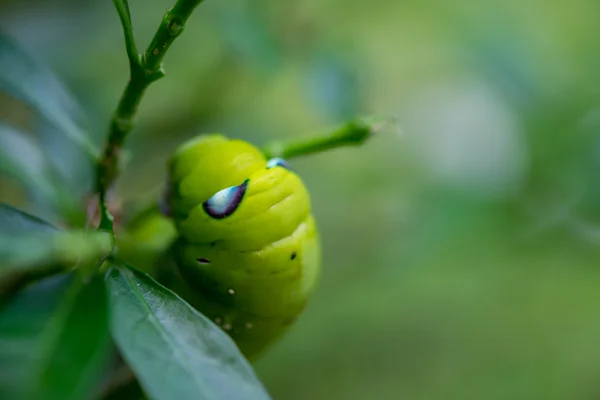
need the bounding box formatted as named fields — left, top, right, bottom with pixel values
left=0, top=123, right=62, bottom=209
left=0, top=32, right=98, bottom=225
left=0, top=203, right=59, bottom=298
left=105, top=264, right=271, bottom=400
left=0, top=273, right=113, bottom=400
left=0, top=201, right=55, bottom=234
left=0, top=203, right=113, bottom=273
left=0, top=230, right=113, bottom=271
left=0, top=120, right=93, bottom=226
left=37, top=119, right=96, bottom=190
left=0, top=31, right=98, bottom=159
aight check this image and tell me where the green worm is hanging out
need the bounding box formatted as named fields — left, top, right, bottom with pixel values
left=162, top=134, right=321, bottom=360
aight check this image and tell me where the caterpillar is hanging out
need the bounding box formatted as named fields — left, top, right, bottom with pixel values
left=161, top=134, right=321, bottom=360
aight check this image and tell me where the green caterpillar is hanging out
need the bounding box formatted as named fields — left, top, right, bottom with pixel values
left=160, top=134, right=321, bottom=360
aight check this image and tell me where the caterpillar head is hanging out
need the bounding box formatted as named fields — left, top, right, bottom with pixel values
left=165, top=134, right=311, bottom=250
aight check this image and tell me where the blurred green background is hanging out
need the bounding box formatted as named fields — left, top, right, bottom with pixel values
left=2, top=0, right=600, bottom=399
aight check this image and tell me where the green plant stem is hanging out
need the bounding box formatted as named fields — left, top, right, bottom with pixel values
left=96, top=0, right=205, bottom=233
left=261, top=116, right=396, bottom=159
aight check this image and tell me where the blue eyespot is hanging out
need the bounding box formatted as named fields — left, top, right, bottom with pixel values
left=203, top=179, right=249, bottom=219
left=266, top=157, right=291, bottom=170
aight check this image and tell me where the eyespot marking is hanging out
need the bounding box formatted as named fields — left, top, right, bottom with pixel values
left=197, top=258, right=210, bottom=265
left=290, top=251, right=297, bottom=260
left=266, top=157, right=291, bottom=170
left=203, top=179, right=249, bottom=219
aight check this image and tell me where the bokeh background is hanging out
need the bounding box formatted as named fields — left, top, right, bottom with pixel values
left=2, top=0, right=600, bottom=399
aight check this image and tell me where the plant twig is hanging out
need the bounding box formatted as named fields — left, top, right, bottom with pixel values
left=261, top=116, right=397, bottom=159
left=95, top=0, right=205, bottom=233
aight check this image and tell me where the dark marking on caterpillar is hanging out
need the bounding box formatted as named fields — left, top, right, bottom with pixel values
left=290, top=251, right=297, bottom=260
left=203, top=179, right=249, bottom=219
left=197, top=258, right=210, bottom=265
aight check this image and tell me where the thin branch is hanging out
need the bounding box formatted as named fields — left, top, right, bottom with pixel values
left=95, top=0, right=205, bottom=233
left=262, top=116, right=398, bottom=159
left=112, top=0, right=141, bottom=69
